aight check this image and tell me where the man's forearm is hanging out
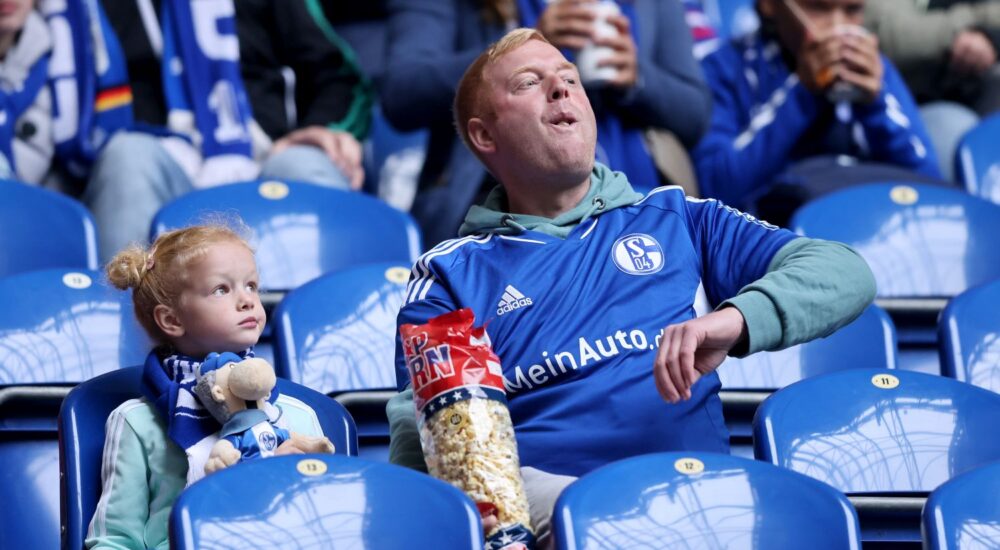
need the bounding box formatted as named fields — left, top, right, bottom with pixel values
left=721, top=238, right=877, bottom=356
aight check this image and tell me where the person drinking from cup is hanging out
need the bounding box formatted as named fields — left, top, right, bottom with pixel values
left=691, top=0, right=945, bottom=227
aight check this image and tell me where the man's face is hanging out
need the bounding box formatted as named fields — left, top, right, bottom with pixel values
left=478, top=39, right=597, bottom=187
left=761, top=0, right=866, bottom=52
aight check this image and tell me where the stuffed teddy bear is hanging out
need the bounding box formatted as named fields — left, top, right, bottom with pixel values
left=193, top=352, right=335, bottom=475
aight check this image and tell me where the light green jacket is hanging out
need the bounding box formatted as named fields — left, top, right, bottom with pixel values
left=86, top=396, right=326, bottom=550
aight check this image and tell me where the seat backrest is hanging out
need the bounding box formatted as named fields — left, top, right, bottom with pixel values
left=939, top=279, right=1000, bottom=394
left=59, top=366, right=358, bottom=550
left=169, top=454, right=481, bottom=549
left=753, top=369, right=1000, bottom=493
left=552, top=451, right=861, bottom=550
left=922, top=459, right=1000, bottom=550
left=0, top=269, right=149, bottom=385
left=274, top=262, right=409, bottom=394
left=0, top=181, right=98, bottom=277
left=956, top=113, right=1000, bottom=204
left=150, top=180, right=421, bottom=291
left=790, top=183, right=1000, bottom=298
left=0, top=393, right=65, bottom=550
left=719, top=303, right=897, bottom=390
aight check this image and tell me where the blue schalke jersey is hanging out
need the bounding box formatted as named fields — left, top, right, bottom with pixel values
left=395, top=186, right=798, bottom=476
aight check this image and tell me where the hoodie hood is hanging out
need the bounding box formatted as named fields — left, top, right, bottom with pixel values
left=459, top=162, right=644, bottom=238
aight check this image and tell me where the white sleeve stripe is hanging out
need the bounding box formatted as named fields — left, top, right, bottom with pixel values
left=734, top=74, right=798, bottom=151
left=90, top=399, right=145, bottom=539
left=406, top=235, right=492, bottom=304
left=405, top=235, right=473, bottom=302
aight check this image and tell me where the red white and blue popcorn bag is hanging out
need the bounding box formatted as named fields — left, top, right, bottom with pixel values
left=401, top=309, right=535, bottom=550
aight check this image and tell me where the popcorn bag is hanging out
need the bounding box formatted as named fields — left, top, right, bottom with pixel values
left=400, top=309, right=535, bottom=550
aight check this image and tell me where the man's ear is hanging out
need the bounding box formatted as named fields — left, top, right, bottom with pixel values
left=467, top=117, right=496, bottom=156
left=153, top=304, right=184, bottom=339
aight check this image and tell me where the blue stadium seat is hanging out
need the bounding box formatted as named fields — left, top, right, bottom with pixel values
left=939, top=278, right=1000, bottom=394
left=552, top=452, right=861, bottom=550
left=0, top=180, right=98, bottom=278
left=701, top=0, right=759, bottom=39
left=791, top=182, right=1000, bottom=299
left=719, top=303, right=897, bottom=390
left=922, top=460, right=1000, bottom=550
left=150, top=180, right=421, bottom=292
left=791, top=182, right=1000, bottom=375
left=754, top=369, right=1000, bottom=544
left=0, top=387, right=64, bottom=550
left=60, top=366, right=358, bottom=550
left=719, top=303, right=897, bottom=458
left=0, top=269, right=147, bottom=550
left=956, top=112, right=1000, bottom=204
left=274, top=262, right=409, bottom=461
left=169, top=454, right=481, bottom=549
left=0, top=269, right=149, bottom=385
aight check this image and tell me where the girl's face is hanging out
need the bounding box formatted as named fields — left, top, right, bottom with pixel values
left=160, top=240, right=265, bottom=358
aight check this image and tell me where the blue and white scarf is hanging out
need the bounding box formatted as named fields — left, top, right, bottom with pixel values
left=140, top=348, right=280, bottom=484
left=156, top=0, right=259, bottom=186
left=0, top=13, right=50, bottom=179
left=517, top=0, right=661, bottom=192
left=40, top=0, right=133, bottom=177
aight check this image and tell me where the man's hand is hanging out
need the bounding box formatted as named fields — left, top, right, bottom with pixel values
left=654, top=307, right=747, bottom=404
left=950, top=30, right=997, bottom=76
left=797, top=30, right=844, bottom=93
left=595, top=14, right=639, bottom=88
left=270, top=126, right=364, bottom=190
left=536, top=0, right=597, bottom=51
left=836, top=28, right=884, bottom=103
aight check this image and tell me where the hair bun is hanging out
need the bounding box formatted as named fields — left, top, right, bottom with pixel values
left=105, top=245, right=149, bottom=290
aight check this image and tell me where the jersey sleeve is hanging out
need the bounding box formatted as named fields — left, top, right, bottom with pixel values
left=684, top=197, right=799, bottom=306
left=394, top=254, right=462, bottom=392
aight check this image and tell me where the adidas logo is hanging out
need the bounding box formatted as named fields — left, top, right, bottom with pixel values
left=497, top=285, right=533, bottom=316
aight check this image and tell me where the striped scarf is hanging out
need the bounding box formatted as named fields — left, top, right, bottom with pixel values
left=140, top=348, right=280, bottom=485
left=40, top=0, right=133, bottom=177
left=157, top=0, right=258, bottom=186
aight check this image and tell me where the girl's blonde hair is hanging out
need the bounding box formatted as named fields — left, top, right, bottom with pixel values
left=106, top=222, right=253, bottom=344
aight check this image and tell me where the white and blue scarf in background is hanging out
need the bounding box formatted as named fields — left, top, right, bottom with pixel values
left=0, top=12, right=51, bottom=179
left=141, top=348, right=281, bottom=485
left=155, top=0, right=259, bottom=186
left=516, top=0, right=661, bottom=193
left=40, top=0, right=133, bottom=178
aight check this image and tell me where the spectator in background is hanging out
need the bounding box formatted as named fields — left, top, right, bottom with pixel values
left=382, top=0, right=712, bottom=247
left=866, top=0, right=1000, bottom=181
left=692, top=0, right=942, bottom=226
left=1, top=0, right=132, bottom=193
left=84, top=0, right=372, bottom=262
left=0, top=0, right=55, bottom=185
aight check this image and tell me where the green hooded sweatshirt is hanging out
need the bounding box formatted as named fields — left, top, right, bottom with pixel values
left=388, top=163, right=876, bottom=471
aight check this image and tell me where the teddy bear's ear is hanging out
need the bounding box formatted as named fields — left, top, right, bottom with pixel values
left=211, top=384, right=227, bottom=403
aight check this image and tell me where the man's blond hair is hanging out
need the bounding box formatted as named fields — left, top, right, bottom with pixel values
left=453, top=28, right=551, bottom=157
